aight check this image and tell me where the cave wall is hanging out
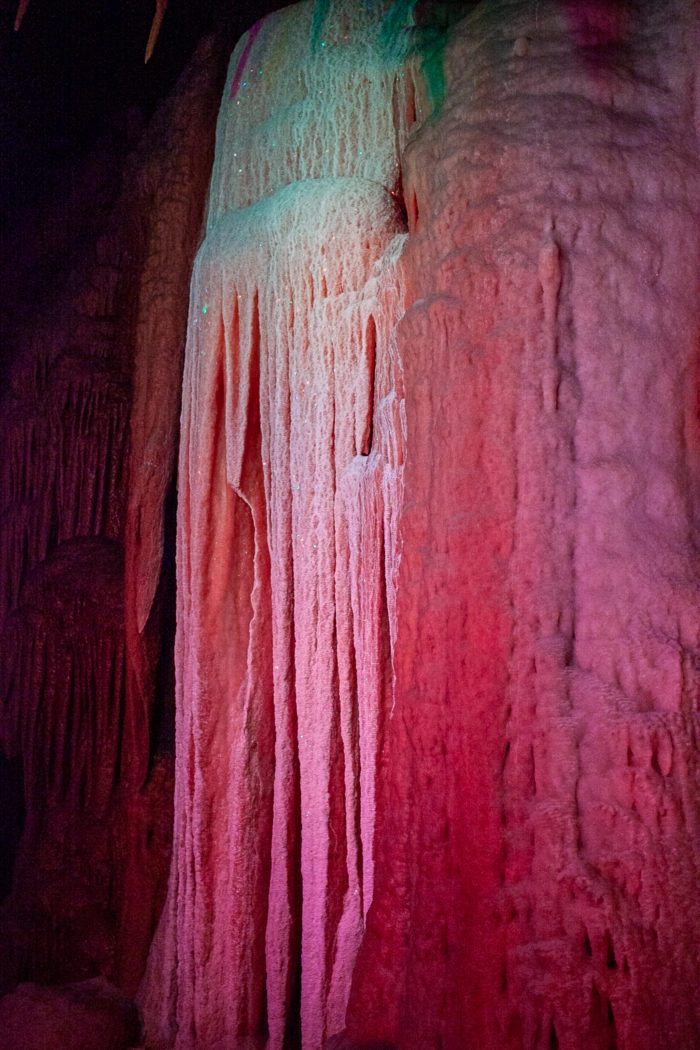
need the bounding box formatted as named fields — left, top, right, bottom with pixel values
left=140, top=1, right=700, bottom=1049
left=0, top=1, right=699, bottom=1049
left=0, top=29, right=227, bottom=993
left=348, top=3, right=700, bottom=1048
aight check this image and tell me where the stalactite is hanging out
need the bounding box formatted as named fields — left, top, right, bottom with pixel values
left=12, top=0, right=170, bottom=63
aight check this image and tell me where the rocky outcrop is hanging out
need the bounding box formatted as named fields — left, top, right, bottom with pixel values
left=0, top=977, right=141, bottom=1050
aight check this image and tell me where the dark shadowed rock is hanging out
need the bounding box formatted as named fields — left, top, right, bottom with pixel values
left=0, top=977, right=141, bottom=1050
left=325, top=1032, right=396, bottom=1050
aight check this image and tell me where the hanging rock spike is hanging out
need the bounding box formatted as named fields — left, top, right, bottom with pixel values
left=13, top=0, right=168, bottom=63
left=144, top=0, right=168, bottom=63
left=13, top=0, right=30, bottom=32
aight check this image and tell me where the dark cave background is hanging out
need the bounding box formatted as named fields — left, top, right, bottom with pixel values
left=0, top=0, right=279, bottom=992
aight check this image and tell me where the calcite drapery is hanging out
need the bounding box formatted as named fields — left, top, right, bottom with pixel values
left=141, top=3, right=424, bottom=1048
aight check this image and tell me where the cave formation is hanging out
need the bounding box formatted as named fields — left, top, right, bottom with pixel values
left=0, top=1, right=699, bottom=1049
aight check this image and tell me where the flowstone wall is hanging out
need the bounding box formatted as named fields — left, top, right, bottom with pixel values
left=0, top=2, right=698, bottom=1049
left=348, top=3, right=700, bottom=1049
left=141, top=2, right=700, bottom=1049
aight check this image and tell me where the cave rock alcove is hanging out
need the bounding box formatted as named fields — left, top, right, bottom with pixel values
left=0, top=2, right=699, bottom=1050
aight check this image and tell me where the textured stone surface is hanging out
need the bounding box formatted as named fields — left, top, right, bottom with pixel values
left=139, top=6, right=424, bottom=1048
left=347, top=2, right=700, bottom=1049
left=0, top=29, right=225, bottom=995
left=143, top=1, right=699, bottom=1049
left=0, top=977, right=141, bottom=1050
left=0, top=1, right=698, bottom=1049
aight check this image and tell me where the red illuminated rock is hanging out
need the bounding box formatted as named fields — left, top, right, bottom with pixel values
left=348, top=2, right=700, bottom=1049
left=143, top=2, right=699, bottom=1049
left=0, top=977, right=140, bottom=1050
left=0, top=1, right=698, bottom=1049
left=0, top=29, right=223, bottom=997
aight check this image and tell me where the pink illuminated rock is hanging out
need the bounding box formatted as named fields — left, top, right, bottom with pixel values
left=347, top=2, right=700, bottom=1049
left=143, top=2, right=699, bottom=1049
left=140, top=4, right=424, bottom=1049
